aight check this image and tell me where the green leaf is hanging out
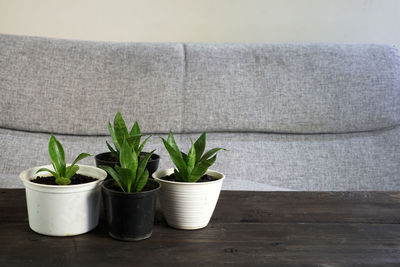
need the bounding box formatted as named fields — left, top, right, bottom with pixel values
left=129, top=121, right=141, bottom=151
left=115, top=166, right=134, bottom=192
left=48, top=136, right=60, bottom=174
left=120, top=138, right=137, bottom=171
left=35, top=168, right=58, bottom=179
left=136, top=150, right=154, bottom=184
left=99, top=165, right=125, bottom=192
left=188, top=155, right=217, bottom=182
left=161, top=137, right=187, bottom=177
left=55, top=177, right=71, bottom=185
left=108, top=122, right=120, bottom=152
left=129, top=121, right=141, bottom=136
left=137, top=135, right=151, bottom=155
left=49, top=134, right=66, bottom=178
left=173, top=168, right=185, bottom=182
left=167, top=131, right=181, bottom=153
left=181, top=152, right=188, bottom=163
left=187, top=141, right=196, bottom=175
left=65, top=165, right=79, bottom=180
left=113, top=111, right=129, bottom=148
left=164, top=131, right=189, bottom=178
left=136, top=169, right=149, bottom=192
left=126, top=134, right=142, bottom=152
left=106, top=141, right=119, bottom=161
left=194, top=132, right=206, bottom=163
left=70, top=153, right=91, bottom=168
left=201, top=148, right=225, bottom=161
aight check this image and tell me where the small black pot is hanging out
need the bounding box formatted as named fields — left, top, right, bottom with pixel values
left=101, top=179, right=161, bottom=241
left=95, top=152, right=160, bottom=179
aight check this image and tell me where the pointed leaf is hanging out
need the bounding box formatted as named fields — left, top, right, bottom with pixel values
left=36, top=168, right=58, bottom=179
left=54, top=137, right=66, bottom=173
left=129, top=121, right=141, bottom=136
left=189, top=155, right=217, bottom=182
left=126, top=134, right=142, bottom=152
left=136, top=150, right=155, bottom=183
left=137, top=135, right=151, bottom=155
left=49, top=135, right=66, bottom=177
left=65, top=165, right=79, bottom=180
left=99, top=165, right=125, bottom=192
left=161, top=137, right=187, bottom=177
left=48, top=135, right=60, bottom=173
left=194, top=132, right=206, bottom=163
left=70, top=153, right=91, bottom=168
left=201, top=148, right=225, bottom=161
left=113, top=111, right=129, bottom=148
left=167, top=131, right=181, bottom=153
left=120, top=138, right=137, bottom=171
left=108, top=122, right=120, bottom=152
left=187, top=141, right=196, bottom=175
left=136, top=169, right=149, bottom=192
left=129, top=121, right=141, bottom=151
left=106, top=141, right=119, bottom=161
left=115, top=166, right=134, bottom=192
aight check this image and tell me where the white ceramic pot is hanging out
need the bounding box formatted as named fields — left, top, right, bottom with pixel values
left=152, top=168, right=225, bottom=230
left=20, top=164, right=107, bottom=236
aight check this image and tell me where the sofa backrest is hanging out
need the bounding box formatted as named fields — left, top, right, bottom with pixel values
left=1, top=34, right=399, bottom=135
left=184, top=43, right=400, bottom=133
left=0, top=34, right=184, bottom=135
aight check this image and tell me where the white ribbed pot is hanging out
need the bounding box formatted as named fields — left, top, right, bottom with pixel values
left=152, top=168, right=225, bottom=230
left=20, top=164, right=107, bottom=236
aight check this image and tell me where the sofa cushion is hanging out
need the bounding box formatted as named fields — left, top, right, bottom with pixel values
left=0, top=34, right=184, bottom=135
left=183, top=43, right=400, bottom=133
left=2, top=127, right=400, bottom=191
left=1, top=34, right=399, bottom=135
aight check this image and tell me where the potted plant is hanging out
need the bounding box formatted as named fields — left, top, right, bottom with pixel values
left=95, top=111, right=160, bottom=177
left=100, top=137, right=160, bottom=241
left=19, top=134, right=107, bottom=236
left=152, top=131, right=225, bottom=230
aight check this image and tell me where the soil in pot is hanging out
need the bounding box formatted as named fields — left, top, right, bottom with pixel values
left=161, top=173, right=218, bottom=182
left=99, top=152, right=119, bottom=163
left=31, top=174, right=97, bottom=185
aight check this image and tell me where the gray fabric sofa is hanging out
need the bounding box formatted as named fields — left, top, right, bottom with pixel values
left=1, top=34, right=399, bottom=190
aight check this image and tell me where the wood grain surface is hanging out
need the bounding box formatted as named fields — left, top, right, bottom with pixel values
left=1, top=189, right=400, bottom=266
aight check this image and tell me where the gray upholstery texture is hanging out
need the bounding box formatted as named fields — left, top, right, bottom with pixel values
left=184, top=44, right=400, bottom=133
left=1, top=34, right=399, bottom=190
left=1, top=127, right=399, bottom=191
left=0, top=34, right=184, bottom=135
left=1, top=35, right=399, bottom=135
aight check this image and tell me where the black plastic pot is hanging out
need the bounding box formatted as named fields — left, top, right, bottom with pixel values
left=101, top=179, right=161, bottom=241
left=95, top=152, right=160, bottom=179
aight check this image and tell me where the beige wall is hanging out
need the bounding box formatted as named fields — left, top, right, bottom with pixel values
left=0, top=0, right=399, bottom=47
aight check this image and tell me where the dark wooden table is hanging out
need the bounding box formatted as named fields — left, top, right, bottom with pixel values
left=1, top=189, right=400, bottom=266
